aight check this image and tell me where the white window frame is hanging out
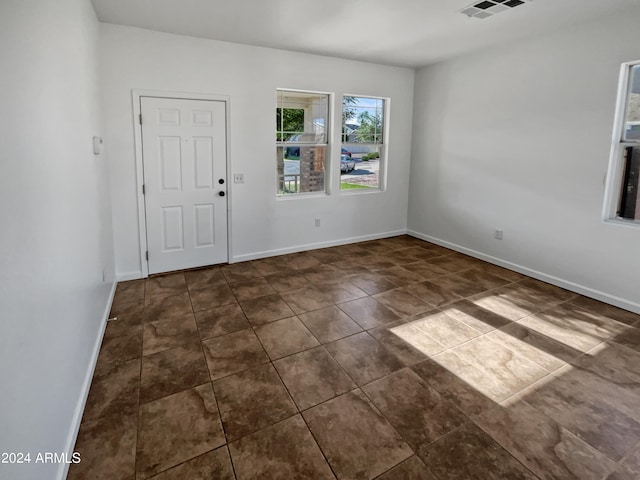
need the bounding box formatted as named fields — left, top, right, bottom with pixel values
left=340, top=94, right=390, bottom=194
left=603, top=60, right=640, bottom=226
left=276, top=88, right=332, bottom=198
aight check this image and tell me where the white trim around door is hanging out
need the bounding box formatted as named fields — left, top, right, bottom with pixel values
left=131, top=89, right=233, bottom=278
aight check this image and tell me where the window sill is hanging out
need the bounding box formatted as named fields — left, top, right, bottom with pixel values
left=276, top=192, right=329, bottom=201
left=339, top=187, right=384, bottom=196
left=603, top=217, right=640, bottom=229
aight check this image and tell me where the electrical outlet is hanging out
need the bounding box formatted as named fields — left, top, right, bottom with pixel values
left=315, top=218, right=321, bottom=227
left=494, top=229, right=503, bottom=240
left=234, top=173, right=244, bottom=183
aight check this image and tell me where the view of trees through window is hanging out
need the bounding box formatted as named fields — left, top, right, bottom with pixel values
left=341, top=96, right=385, bottom=190
left=276, top=107, right=304, bottom=142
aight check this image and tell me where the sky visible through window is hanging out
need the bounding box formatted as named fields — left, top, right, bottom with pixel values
left=343, top=96, right=384, bottom=144
left=344, top=97, right=384, bottom=126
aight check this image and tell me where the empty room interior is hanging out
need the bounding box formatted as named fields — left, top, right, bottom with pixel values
left=3, top=0, right=640, bottom=479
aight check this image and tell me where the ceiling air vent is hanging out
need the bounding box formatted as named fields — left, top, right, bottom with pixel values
left=460, top=0, right=529, bottom=19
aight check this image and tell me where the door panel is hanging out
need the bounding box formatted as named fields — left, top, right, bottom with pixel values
left=161, top=206, right=184, bottom=251
left=192, top=110, right=213, bottom=126
left=157, top=108, right=180, bottom=126
left=194, top=204, right=215, bottom=247
left=159, top=136, right=182, bottom=191
left=193, top=137, right=214, bottom=189
left=141, top=97, right=228, bottom=274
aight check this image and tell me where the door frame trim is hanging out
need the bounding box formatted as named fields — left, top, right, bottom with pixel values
left=131, top=89, right=233, bottom=278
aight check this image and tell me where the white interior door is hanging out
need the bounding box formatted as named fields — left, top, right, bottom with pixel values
left=141, top=96, right=228, bottom=275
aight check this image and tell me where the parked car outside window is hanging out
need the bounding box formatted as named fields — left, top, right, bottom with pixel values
left=340, top=154, right=355, bottom=173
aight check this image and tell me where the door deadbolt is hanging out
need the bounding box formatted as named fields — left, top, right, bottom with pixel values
left=218, top=178, right=225, bottom=184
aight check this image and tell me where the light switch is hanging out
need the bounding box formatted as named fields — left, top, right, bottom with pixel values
left=92, top=136, right=103, bottom=155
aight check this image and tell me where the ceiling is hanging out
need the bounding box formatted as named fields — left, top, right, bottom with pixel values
left=90, top=0, right=639, bottom=68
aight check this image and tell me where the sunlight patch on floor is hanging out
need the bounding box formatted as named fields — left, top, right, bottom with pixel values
left=385, top=295, right=626, bottom=403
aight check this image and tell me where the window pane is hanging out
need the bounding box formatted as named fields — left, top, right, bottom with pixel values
left=342, top=96, right=384, bottom=144
left=276, top=108, right=304, bottom=141
left=277, top=145, right=326, bottom=195
left=618, top=145, right=640, bottom=220
left=623, top=65, right=640, bottom=142
left=340, top=145, right=382, bottom=190
left=276, top=90, right=329, bottom=196
left=277, top=91, right=328, bottom=144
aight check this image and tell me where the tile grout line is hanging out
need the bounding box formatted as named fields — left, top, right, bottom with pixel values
left=615, top=438, right=640, bottom=470
left=431, top=418, right=544, bottom=480
left=84, top=236, right=640, bottom=479
left=187, top=270, right=240, bottom=480
left=471, top=402, right=586, bottom=480
left=140, top=274, right=220, bottom=478
left=133, top=282, right=147, bottom=479
left=267, top=353, right=343, bottom=480
left=139, top=273, right=229, bottom=478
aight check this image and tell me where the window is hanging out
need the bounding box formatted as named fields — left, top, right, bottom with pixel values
left=276, top=90, right=329, bottom=195
left=605, top=62, right=640, bottom=222
left=341, top=96, right=386, bottom=191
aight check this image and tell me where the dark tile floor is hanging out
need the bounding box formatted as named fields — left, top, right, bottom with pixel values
left=68, top=235, right=640, bottom=480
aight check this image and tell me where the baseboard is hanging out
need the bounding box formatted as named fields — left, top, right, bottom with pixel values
left=117, top=230, right=409, bottom=275
left=231, top=229, right=408, bottom=263
left=407, top=229, right=640, bottom=315
left=57, top=280, right=116, bottom=480
left=116, top=270, right=144, bottom=281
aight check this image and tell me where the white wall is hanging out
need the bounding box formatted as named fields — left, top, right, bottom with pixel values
left=409, top=5, right=640, bottom=313
left=0, top=1, right=115, bottom=479
left=99, top=24, right=415, bottom=279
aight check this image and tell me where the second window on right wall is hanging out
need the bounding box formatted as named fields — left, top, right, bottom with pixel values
left=341, top=96, right=386, bottom=191
left=606, top=61, right=640, bottom=222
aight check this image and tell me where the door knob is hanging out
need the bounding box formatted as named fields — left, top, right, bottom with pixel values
left=218, top=179, right=225, bottom=184
left=219, top=191, right=225, bottom=197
